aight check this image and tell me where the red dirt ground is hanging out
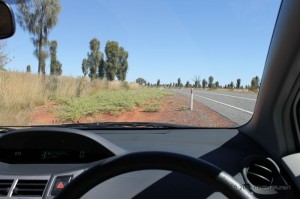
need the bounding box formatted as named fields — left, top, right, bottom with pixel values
left=30, top=102, right=57, bottom=125
left=29, top=95, right=237, bottom=127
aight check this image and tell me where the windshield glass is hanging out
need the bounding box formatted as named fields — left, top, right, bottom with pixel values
left=0, top=0, right=281, bottom=127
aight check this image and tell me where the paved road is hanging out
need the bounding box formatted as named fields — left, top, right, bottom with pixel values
left=171, top=89, right=257, bottom=125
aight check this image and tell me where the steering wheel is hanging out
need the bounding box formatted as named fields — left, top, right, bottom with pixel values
left=54, top=152, right=255, bottom=199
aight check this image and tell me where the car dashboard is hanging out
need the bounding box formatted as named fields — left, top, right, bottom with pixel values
left=0, top=127, right=297, bottom=199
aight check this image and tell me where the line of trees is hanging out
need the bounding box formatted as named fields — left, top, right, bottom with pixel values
left=16, top=0, right=129, bottom=80
left=136, top=75, right=260, bottom=92
left=82, top=38, right=129, bottom=81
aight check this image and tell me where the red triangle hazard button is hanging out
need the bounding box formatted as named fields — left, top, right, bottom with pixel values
left=51, top=176, right=72, bottom=196
left=56, top=182, right=64, bottom=189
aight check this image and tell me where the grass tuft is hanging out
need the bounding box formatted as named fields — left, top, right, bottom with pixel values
left=142, top=103, right=162, bottom=112
left=177, top=105, right=189, bottom=111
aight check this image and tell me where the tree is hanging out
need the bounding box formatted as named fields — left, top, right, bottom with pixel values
left=0, top=42, right=11, bottom=70
left=250, top=76, right=260, bottom=91
left=202, top=79, right=207, bottom=88
left=157, top=79, right=160, bottom=87
left=82, top=58, right=88, bottom=77
left=105, top=41, right=119, bottom=81
left=17, top=0, right=61, bottom=75
left=236, top=78, right=241, bottom=89
left=49, top=40, right=62, bottom=75
left=136, top=77, right=146, bottom=85
left=98, top=52, right=105, bottom=79
left=215, top=81, right=219, bottom=88
left=56, top=61, right=62, bottom=75
left=185, top=81, right=190, bottom=88
left=208, top=76, right=214, bottom=88
left=116, top=47, right=129, bottom=81
left=102, top=41, right=129, bottom=81
left=177, top=78, right=181, bottom=87
left=86, top=38, right=102, bottom=80
left=193, top=75, right=200, bottom=88
left=26, top=65, right=31, bottom=73
left=49, top=40, right=56, bottom=75
left=230, top=81, right=234, bottom=89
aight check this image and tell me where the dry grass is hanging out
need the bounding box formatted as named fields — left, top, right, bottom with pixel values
left=0, top=71, right=45, bottom=108
left=0, top=71, right=46, bottom=125
left=0, top=71, right=140, bottom=125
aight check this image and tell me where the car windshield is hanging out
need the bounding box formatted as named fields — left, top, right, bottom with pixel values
left=0, top=0, right=281, bottom=128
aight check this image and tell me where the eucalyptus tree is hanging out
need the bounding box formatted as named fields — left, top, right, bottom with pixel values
left=98, top=52, right=106, bottom=79
left=208, top=76, right=214, bottom=88
left=185, top=81, right=190, bottom=88
left=82, top=58, right=88, bottom=77
left=17, top=0, right=61, bottom=75
left=49, top=40, right=62, bottom=75
left=116, top=47, right=128, bottom=81
left=250, top=76, right=260, bottom=91
left=105, top=41, right=129, bottom=81
left=157, top=79, right=160, bottom=87
left=136, top=77, right=146, bottom=85
left=177, top=78, right=181, bottom=87
left=87, top=38, right=102, bottom=80
left=236, top=78, right=241, bottom=89
left=105, top=41, right=119, bottom=81
left=202, top=79, right=207, bottom=88
left=193, top=75, right=201, bottom=88
left=26, top=65, right=31, bottom=73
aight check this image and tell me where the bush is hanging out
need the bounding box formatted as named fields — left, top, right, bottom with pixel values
left=122, top=81, right=130, bottom=90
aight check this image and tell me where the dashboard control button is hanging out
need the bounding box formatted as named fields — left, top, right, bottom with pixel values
left=51, top=175, right=72, bottom=196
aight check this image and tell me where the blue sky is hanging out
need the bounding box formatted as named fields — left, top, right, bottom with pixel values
left=6, top=0, right=281, bottom=87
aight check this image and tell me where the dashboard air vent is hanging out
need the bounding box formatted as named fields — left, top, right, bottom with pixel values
left=12, top=180, right=48, bottom=197
left=0, top=180, right=13, bottom=196
left=246, top=159, right=275, bottom=187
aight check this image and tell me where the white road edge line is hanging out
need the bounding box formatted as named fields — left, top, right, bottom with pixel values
left=173, top=90, right=253, bottom=115
left=194, top=94, right=253, bottom=114
left=193, top=90, right=256, bottom=101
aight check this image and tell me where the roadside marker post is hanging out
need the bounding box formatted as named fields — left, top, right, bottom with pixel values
left=190, top=88, right=193, bottom=110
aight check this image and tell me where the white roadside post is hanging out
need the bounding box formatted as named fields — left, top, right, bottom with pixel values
left=190, top=88, right=193, bottom=110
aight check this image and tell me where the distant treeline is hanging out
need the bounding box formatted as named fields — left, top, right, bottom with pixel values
left=136, top=76, right=260, bottom=92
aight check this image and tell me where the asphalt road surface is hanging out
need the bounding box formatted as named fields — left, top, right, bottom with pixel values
left=171, top=89, right=257, bottom=125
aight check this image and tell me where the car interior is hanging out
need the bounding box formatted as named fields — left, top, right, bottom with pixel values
left=1, top=0, right=300, bottom=199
